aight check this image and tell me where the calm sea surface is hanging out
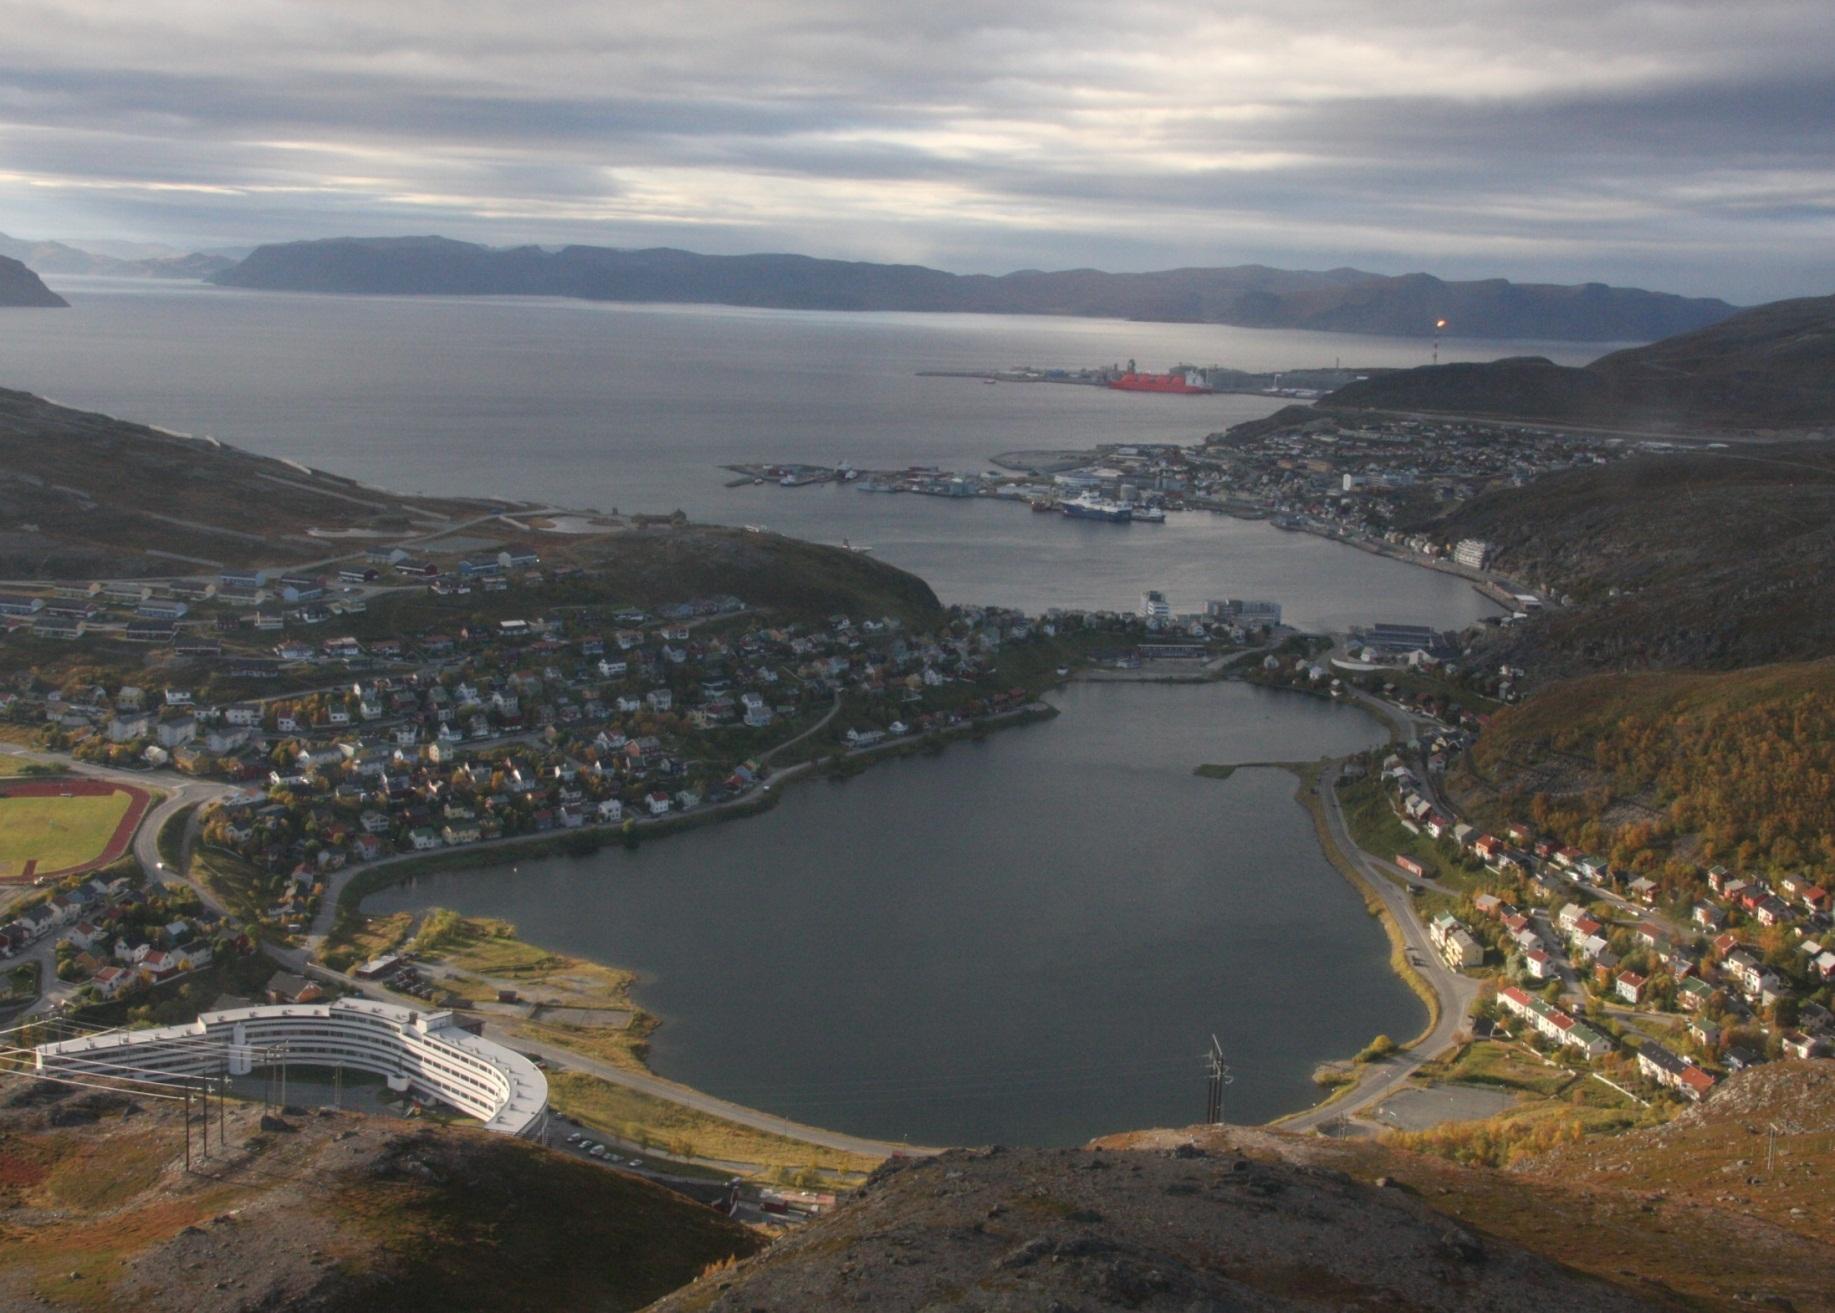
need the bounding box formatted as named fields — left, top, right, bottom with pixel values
left=3, top=281, right=1576, bottom=1141
left=371, top=681, right=1419, bottom=1147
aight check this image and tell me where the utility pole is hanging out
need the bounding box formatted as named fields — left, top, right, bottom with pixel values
left=1204, top=1035, right=1232, bottom=1125
left=183, top=1084, right=193, bottom=1173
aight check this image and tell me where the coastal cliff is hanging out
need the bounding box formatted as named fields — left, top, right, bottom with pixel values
left=0, top=254, right=67, bottom=308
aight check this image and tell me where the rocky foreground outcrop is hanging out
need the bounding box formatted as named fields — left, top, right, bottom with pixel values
left=650, top=1142, right=1670, bottom=1311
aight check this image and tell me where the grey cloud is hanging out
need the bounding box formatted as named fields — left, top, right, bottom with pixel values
left=0, top=0, right=1831, bottom=301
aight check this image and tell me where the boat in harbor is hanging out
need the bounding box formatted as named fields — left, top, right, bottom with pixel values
left=1030, top=498, right=1058, bottom=512
left=1130, top=505, right=1167, bottom=523
left=1060, top=493, right=1133, bottom=523
left=1108, top=369, right=1212, bottom=395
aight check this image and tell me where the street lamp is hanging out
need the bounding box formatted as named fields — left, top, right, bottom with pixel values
left=1433, top=319, right=1448, bottom=366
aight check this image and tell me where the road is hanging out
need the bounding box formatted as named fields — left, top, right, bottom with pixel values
left=1277, top=758, right=1480, bottom=1133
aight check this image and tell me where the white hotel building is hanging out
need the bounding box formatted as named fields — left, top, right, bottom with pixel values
left=34, top=997, right=547, bottom=1137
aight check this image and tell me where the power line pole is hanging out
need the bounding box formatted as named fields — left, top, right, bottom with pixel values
left=1204, top=1035, right=1232, bottom=1125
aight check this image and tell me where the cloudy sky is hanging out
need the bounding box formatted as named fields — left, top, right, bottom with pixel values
left=1, top=0, right=1831, bottom=300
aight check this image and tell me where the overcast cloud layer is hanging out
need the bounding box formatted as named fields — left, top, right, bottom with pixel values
left=1, top=0, right=1831, bottom=301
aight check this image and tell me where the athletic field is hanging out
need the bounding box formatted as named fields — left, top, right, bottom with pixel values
left=0, top=778, right=149, bottom=881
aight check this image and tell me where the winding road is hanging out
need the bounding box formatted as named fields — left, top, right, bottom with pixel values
left=1276, top=757, right=1481, bottom=1133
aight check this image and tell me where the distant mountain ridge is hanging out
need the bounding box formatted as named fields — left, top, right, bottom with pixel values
left=0, top=255, right=66, bottom=307
left=1325, top=292, right=1835, bottom=429
left=209, top=235, right=1737, bottom=342
left=0, top=231, right=235, bottom=280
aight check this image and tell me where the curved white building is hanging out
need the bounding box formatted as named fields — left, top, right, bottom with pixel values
left=34, top=997, right=547, bottom=1137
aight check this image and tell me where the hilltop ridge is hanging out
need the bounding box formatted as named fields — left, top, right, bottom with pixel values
left=1325, top=292, right=1835, bottom=431
left=209, top=236, right=1736, bottom=342
left=0, top=1086, right=759, bottom=1312
left=1400, top=437, right=1835, bottom=675
left=660, top=1062, right=1835, bottom=1312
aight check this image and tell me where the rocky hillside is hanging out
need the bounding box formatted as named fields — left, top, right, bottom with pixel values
left=1450, top=662, right=1835, bottom=885
left=0, top=254, right=67, bottom=307
left=1518, top=1060, right=1835, bottom=1245
left=6, top=1064, right=1829, bottom=1311
left=0, top=1084, right=760, bottom=1312
left=574, top=523, right=942, bottom=625
left=1323, top=293, right=1835, bottom=432
left=0, top=387, right=495, bottom=576
left=1408, top=439, right=1835, bottom=676
left=211, top=237, right=1735, bottom=342
left=651, top=1144, right=1669, bottom=1312
left=1092, top=1065, right=1835, bottom=1312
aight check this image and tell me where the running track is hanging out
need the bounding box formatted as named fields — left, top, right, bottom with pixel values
left=0, top=776, right=152, bottom=882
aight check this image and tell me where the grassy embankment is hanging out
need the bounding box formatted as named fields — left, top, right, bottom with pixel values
left=410, top=910, right=653, bottom=1069
left=544, top=1073, right=881, bottom=1182
left=1386, top=1038, right=1656, bottom=1167
left=0, top=962, right=39, bottom=1005
left=1290, top=765, right=1440, bottom=1047
left=154, top=803, right=196, bottom=871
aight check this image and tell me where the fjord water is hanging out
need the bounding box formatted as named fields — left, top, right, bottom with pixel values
left=4, top=277, right=1603, bottom=626
left=369, top=681, right=1419, bottom=1146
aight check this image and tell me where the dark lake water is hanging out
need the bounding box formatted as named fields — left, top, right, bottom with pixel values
left=369, top=681, right=1422, bottom=1147
left=0, top=277, right=1602, bottom=626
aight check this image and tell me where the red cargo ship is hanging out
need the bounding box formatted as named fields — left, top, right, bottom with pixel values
left=1108, top=370, right=1211, bottom=394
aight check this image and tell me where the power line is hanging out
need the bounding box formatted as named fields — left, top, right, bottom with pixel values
left=1203, top=1034, right=1232, bottom=1125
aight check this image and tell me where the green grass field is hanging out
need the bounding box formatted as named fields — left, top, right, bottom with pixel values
left=0, top=791, right=132, bottom=877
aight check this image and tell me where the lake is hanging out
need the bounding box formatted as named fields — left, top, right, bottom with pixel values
left=369, top=680, right=1422, bottom=1147
left=2, top=277, right=1601, bottom=626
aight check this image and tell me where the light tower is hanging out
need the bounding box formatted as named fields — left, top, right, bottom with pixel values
left=1433, top=318, right=1447, bottom=366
